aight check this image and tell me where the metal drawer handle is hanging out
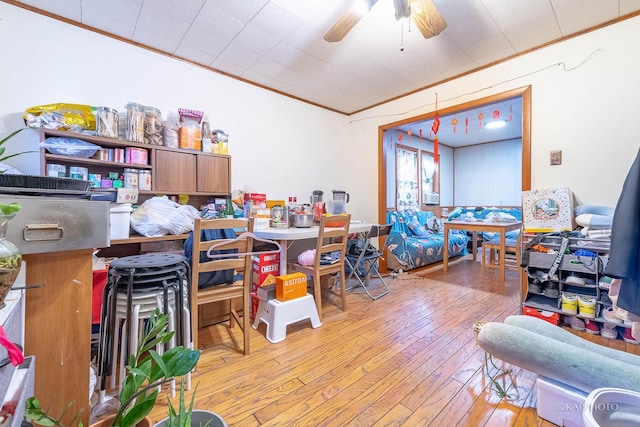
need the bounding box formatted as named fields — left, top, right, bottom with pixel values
left=23, top=223, right=64, bottom=241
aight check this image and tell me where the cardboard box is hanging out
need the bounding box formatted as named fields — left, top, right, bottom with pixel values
left=276, top=272, right=307, bottom=302
left=522, top=187, right=574, bottom=233
left=257, top=283, right=276, bottom=300
left=252, top=253, right=280, bottom=289
left=244, top=193, right=267, bottom=218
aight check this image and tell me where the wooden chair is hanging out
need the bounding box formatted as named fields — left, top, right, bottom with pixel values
left=291, top=214, right=351, bottom=320
left=189, top=217, right=254, bottom=356
left=482, top=233, right=522, bottom=278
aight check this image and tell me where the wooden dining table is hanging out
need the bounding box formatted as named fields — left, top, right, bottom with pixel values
left=443, top=219, right=522, bottom=282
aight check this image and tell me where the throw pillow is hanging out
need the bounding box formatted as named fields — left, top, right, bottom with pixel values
left=407, top=214, right=429, bottom=237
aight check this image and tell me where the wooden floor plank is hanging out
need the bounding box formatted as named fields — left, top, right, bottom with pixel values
left=127, top=256, right=640, bottom=426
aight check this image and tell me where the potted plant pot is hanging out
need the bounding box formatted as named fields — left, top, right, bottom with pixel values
left=90, top=415, right=154, bottom=427
left=154, top=410, right=227, bottom=427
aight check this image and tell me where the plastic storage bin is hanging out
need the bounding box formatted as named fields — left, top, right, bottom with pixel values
left=109, top=203, right=133, bottom=240
left=536, top=376, right=588, bottom=427
left=583, top=387, right=640, bottom=426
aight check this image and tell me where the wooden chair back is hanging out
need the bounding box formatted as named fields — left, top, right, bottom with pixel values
left=293, top=214, right=350, bottom=319
left=190, top=217, right=254, bottom=356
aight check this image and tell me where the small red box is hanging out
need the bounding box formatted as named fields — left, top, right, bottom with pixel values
left=523, top=306, right=560, bottom=325
left=125, top=147, right=148, bottom=165
left=250, top=292, right=260, bottom=320
left=252, top=253, right=280, bottom=289
left=244, top=193, right=267, bottom=205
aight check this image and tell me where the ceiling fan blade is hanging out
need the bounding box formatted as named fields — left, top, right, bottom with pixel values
left=324, top=0, right=380, bottom=43
left=410, top=0, right=447, bottom=39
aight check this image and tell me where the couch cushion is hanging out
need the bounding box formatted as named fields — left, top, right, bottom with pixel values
left=387, top=209, right=435, bottom=237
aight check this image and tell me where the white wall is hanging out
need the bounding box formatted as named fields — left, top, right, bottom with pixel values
left=2, top=3, right=639, bottom=225
left=454, top=139, right=522, bottom=207
left=348, top=16, right=640, bottom=219
left=0, top=3, right=352, bottom=214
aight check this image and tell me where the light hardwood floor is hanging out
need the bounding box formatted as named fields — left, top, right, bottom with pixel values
left=144, top=257, right=608, bottom=426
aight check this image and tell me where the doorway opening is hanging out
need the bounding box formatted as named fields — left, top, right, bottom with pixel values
left=377, top=86, right=531, bottom=225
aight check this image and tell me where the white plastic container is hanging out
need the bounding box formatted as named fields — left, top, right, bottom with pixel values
left=110, top=203, right=133, bottom=240
left=536, top=376, right=587, bottom=427
left=583, top=387, right=640, bottom=427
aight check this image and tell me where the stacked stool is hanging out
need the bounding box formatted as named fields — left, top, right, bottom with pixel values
left=96, top=253, right=190, bottom=395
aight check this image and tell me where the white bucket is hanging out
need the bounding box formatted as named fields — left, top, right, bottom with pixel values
left=110, top=203, right=133, bottom=240
left=583, top=388, right=640, bottom=427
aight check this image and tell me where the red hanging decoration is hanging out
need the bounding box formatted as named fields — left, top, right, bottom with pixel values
left=465, top=117, right=469, bottom=134
left=398, top=133, right=402, bottom=141
left=509, top=105, right=513, bottom=121
left=419, top=129, right=423, bottom=145
left=493, top=110, right=500, bottom=119
left=452, top=118, right=458, bottom=133
left=433, top=136, right=439, bottom=165
left=478, top=112, right=484, bottom=128
left=431, top=116, right=440, bottom=135
left=432, top=93, right=440, bottom=164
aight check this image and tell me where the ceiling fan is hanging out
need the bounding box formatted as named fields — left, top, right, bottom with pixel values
left=324, top=0, right=447, bottom=43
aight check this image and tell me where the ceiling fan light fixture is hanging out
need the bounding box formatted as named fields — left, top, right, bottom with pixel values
left=393, top=0, right=411, bottom=20
left=485, top=120, right=507, bottom=129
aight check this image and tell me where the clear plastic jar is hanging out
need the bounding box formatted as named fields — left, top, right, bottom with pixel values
left=138, top=170, right=152, bottom=190
left=125, top=102, right=144, bottom=143
left=123, top=168, right=139, bottom=189
left=143, top=106, right=164, bottom=145
left=96, top=107, right=118, bottom=138
left=179, top=117, right=201, bottom=150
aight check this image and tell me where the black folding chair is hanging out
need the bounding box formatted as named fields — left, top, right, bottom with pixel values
left=345, top=224, right=392, bottom=300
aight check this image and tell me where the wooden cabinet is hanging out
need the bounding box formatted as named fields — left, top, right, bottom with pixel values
left=154, top=150, right=197, bottom=193
left=197, top=154, right=230, bottom=193
left=153, top=149, right=230, bottom=194
left=40, top=129, right=231, bottom=197
left=24, top=250, right=93, bottom=426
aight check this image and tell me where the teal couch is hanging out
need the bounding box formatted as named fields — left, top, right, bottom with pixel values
left=386, top=209, right=469, bottom=272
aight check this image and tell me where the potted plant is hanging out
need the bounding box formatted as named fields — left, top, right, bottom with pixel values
left=0, top=202, right=22, bottom=308
left=25, top=310, right=200, bottom=427
left=154, top=379, right=227, bottom=427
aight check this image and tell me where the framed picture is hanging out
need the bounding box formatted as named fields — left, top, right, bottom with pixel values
left=522, top=187, right=574, bottom=232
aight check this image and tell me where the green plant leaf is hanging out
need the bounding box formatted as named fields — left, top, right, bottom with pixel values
left=0, top=203, right=20, bottom=215
left=149, top=349, right=170, bottom=380
left=149, top=347, right=200, bottom=381
left=0, top=128, right=37, bottom=171
left=120, top=390, right=158, bottom=427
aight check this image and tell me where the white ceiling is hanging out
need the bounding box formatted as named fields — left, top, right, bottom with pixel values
left=7, top=0, right=640, bottom=146
left=10, top=0, right=640, bottom=115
